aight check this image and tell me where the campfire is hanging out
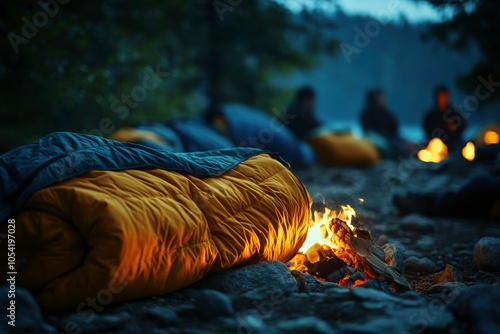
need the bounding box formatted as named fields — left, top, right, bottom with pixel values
left=417, top=138, right=448, bottom=163
left=462, top=141, right=475, bottom=161
left=289, top=205, right=410, bottom=291
left=484, top=130, right=499, bottom=145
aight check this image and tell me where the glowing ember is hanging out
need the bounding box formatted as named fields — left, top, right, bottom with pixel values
left=298, top=205, right=356, bottom=253
left=462, top=141, right=475, bottom=161
left=418, top=138, right=448, bottom=163
left=484, top=131, right=499, bottom=145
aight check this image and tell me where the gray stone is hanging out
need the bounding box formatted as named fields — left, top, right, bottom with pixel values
left=194, top=289, right=234, bottom=318
left=342, top=287, right=453, bottom=333
left=72, top=312, right=130, bottom=333
left=350, top=287, right=404, bottom=304
left=136, top=306, right=180, bottom=325
left=382, top=242, right=405, bottom=274
left=425, top=311, right=456, bottom=333
left=416, top=235, right=435, bottom=248
left=473, top=237, right=500, bottom=271
left=399, top=214, right=435, bottom=232
left=404, top=249, right=425, bottom=259
left=433, top=264, right=462, bottom=283
left=404, top=256, right=438, bottom=273
left=195, top=261, right=298, bottom=295
left=217, top=315, right=266, bottom=334
left=450, top=285, right=500, bottom=334
left=224, top=284, right=455, bottom=334
left=172, top=304, right=197, bottom=318
left=233, top=287, right=289, bottom=311
left=397, top=290, right=423, bottom=300
left=273, top=317, right=336, bottom=334
left=358, top=280, right=394, bottom=295
left=291, top=270, right=344, bottom=293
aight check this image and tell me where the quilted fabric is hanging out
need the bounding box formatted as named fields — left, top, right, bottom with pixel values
left=2, top=154, right=311, bottom=310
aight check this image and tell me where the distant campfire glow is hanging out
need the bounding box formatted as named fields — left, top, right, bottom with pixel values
left=462, top=141, right=475, bottom=161
left=417, top=138, right=448, bottom=163
left=484, top=131, right=499, bottom=145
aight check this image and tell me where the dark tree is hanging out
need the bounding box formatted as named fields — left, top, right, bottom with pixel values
left=0, top=0, right=337, bottom=151
left=417, top=0, right=500, bottom=98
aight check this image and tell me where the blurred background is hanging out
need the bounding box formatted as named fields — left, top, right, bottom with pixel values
left=1, top=0, right=499, bottom=152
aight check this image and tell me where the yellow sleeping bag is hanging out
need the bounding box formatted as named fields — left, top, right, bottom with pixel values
left=2, top=154, right=311, bottom=310
left=309, top=132, right=381, bottom=166
left=109, top=127, right=167, bottom=145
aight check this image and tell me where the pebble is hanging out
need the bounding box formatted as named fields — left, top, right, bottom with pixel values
left=404, top=256, right=438, bottom=273
left=137, top=306, right=180, bottom=325
left=75, top=312, right=129, bottom=333
left=404, top=249, right=425, bottom=259
left=416, top=235, right=435, bottom=248
left=358, top=280, right=394, bottom=295
left=291, top=270, right=343, bottom=293
left=450, top=285, right=500, bottom=333
left=274, top=317, right=336, bottom=334
left=473, top=237, right=500, bottom=271
left=194, top=289, right=234, bottom=318
left=399, top=214, right=435, bottom=232
left=194, top=261, right=298, bottom=295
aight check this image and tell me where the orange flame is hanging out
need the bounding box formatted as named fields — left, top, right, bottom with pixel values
left=299, top=205, right=356, bottom=253
left=484, top=131, right=499, bottom=145
left=462, top=141, right=475, bottom=161
left=418, top=138, right=448, bottom=163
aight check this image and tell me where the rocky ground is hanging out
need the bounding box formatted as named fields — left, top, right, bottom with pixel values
left=4, top=158, right=500, bottom=334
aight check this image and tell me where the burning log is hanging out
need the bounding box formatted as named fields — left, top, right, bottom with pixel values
left=353, top=228, right=372, bottom=240
left=290, top=207, right=411, bottom=291
left=303, top=243, right=347, bottom=281
left=338, top=267, right=366, bottom=287
left=330, top=217, right=411, bottom=291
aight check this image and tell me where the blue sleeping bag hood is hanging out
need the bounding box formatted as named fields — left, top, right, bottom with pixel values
left=219, top=104, right=315, bottom=168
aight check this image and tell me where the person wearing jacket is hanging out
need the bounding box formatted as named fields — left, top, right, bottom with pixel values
left=423, top=86, right=467, bottom=151
left=361, top=89, right=399, bottom=140
left=284, top=86, right=321, bottom=140
left=360, top=89, right=414, bottom=158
